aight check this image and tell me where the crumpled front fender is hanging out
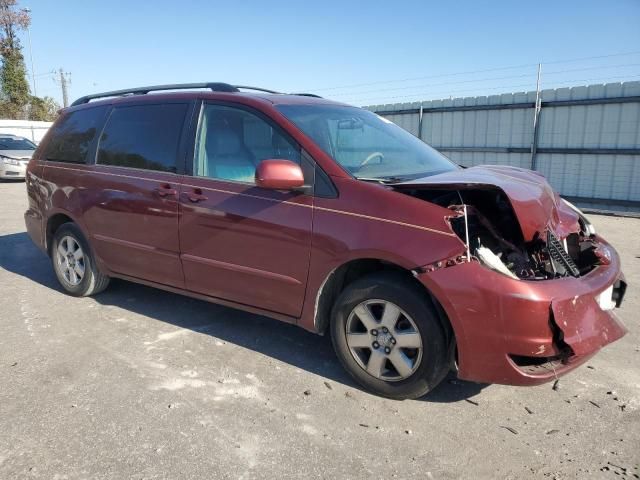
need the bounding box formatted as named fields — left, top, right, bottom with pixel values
left=417, top=237, right=627, bottom=386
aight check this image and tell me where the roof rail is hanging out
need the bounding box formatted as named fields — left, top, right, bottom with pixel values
left=70, top=82, right=240, bottom=106
left=235, top=86, right=323, bottom=98
left=70, top=82, right=322, bottom=107
left=291, top=93, right=323, bottom=98
left=234, top=85, right=281, bottom=94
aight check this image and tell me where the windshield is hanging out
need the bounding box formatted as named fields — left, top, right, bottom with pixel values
left=0, top=137, right=36, bottom=150
left=277, top=104, right=458, bottom=181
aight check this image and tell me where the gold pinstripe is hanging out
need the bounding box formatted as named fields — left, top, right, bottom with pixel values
left=44, top=163, right=455, bottom=237
left=312, top=206, right=456, bottom=236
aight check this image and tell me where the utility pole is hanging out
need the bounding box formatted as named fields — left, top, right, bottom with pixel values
left=22, top=8, right=36, bottom=96
left=59, top=68, right=69, bottom=107
left=530, top=63, right=542, bottom=171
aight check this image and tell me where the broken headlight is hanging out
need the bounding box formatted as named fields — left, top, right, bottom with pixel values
left=562, top=199, right=596, bottom=236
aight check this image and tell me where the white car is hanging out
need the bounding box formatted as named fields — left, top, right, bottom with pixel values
left=0, top=134, right=36, bottom=180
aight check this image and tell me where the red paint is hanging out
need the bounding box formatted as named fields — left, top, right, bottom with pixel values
left=178, top=177, right=313, bottom=317
left=394, top=165, right=580, bottom=242
left=418, top=237, right=626, bottom=385
left=24, top=90, right=627, bottom=388
left=255, top=159, right=304, bottom=190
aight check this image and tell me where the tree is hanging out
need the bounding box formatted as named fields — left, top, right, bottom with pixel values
left=29, top=95, right=60, bottom=121
left=0, top=0, right=30, bottom=119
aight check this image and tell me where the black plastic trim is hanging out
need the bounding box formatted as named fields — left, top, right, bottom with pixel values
left=71, top=82, right=240, bottom=106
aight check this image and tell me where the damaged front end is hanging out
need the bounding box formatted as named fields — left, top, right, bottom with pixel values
left=416, top=187, right=601, bottom=281
left=394, top=165, right=627, bottom=385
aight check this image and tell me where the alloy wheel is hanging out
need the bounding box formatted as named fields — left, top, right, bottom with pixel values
left=56, top=235, right=86, bottom=286
left=345, top=299, right=423, bottom=381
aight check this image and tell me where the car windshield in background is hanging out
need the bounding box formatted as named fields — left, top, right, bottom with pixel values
left=276, top=104, right=458, bottom=181
left=0, top=137, right=36, bottom=150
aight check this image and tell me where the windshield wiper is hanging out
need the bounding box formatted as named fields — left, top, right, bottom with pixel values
left=355, top=176, right=406, bottom=184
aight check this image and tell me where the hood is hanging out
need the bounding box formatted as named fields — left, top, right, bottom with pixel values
left=394, top=165, right=579, bottom=242
left=0, top=150, right=34, bottom=160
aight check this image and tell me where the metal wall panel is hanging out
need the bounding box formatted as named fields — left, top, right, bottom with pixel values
left=367, top=81, right=640, bottom=212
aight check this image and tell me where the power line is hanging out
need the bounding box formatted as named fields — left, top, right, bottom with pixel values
left=305, top=50, right=640, bottom=93
left=345, top=73, right=640, bottom=105
left=328, top=72, right=537, bottom=97
left=310, top=63, right=539, bottom=92
left=327, top=62, right=640, bottom=99
left=26, top=70, right=56, bottom=79
left=545, top=62, right=640, bottom=76
left=352, top=73, right=640, bottom=105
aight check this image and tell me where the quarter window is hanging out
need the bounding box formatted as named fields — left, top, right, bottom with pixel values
left=97, top=104, right=188, bottom=173
left=42, top=106, right=107, bottom=164
left=194, top=104, right=301, bottom=183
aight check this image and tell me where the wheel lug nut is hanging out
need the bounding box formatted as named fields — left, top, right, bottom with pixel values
left=384, top=347, right=391, bottom=354
left=382, top=327, right=388, bottom=333
left=391, top=338, right=396, bottom=345
left=372, top=341, right=379, bottom=349
left=371, top=329, right=378, bottom=336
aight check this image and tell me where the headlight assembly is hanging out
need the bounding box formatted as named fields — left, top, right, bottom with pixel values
left=562, top=198, right=596, bottom=236
left=0, top=156, right=20, bottom=166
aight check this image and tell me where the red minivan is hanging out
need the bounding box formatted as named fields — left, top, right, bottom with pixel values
left=24, top=83, right=627, bottom=399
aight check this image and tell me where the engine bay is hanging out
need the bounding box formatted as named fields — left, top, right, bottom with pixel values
left=399, top=187, right=601, bottom=281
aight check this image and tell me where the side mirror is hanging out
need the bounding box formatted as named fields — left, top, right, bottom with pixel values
left=255, top=159, right=305, bottom=191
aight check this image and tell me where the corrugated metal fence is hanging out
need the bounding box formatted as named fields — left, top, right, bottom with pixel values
left=366, top=81, right=640, bottom=212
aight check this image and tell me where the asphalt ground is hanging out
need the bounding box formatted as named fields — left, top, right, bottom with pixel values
left=0, top=180, right=638, bottom=479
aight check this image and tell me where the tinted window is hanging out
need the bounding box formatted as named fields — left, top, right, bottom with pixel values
left=43, top=106, right=106, bottom=163
left=98, top=104, right=188, bottom=173
left=194, top=104, right=300, bottom=183
left=0, top=137, right=36, bottom=150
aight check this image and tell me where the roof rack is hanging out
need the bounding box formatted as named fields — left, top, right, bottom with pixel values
left=291, top=93, right=323, bottom=98
left=234, top=85, right=282, bottom=94
left=70, top=82, right=239, bottom=106
left=70, top=82, right=321, bottom=107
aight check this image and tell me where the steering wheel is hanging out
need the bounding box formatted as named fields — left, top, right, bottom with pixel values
left=359, top=151, right=385, bottom=168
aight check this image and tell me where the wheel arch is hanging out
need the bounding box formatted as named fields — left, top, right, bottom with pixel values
left=45, top=210, right=86, bottom=256
left=313, top=258, right=455, bottom=350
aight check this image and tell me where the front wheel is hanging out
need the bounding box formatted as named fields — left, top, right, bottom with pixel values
left=51, top=223, right=110, bottom=297
left=330, top=272, right=449, bottom=400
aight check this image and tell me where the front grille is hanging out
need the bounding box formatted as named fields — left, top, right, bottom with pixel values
left=547, top=231, right=580, bottom=277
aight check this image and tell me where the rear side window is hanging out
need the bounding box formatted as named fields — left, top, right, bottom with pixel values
left=97, top=103, right=188, bottom=173
left=42, top=106, right=106, bottom=163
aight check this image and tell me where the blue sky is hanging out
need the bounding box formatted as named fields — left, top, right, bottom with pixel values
left=19, top=0, right=640, bottom=106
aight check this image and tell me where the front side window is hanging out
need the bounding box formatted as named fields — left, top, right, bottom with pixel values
left=277, top=104, right=458, bottom=181
left=97, top=103, right=188, bottom=173
left=194, top=104, right=301, bottom=183
left=42, top=106, right=107, bottom=163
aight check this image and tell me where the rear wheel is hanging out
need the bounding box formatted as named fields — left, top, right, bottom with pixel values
left=330, top=272, right=448, bottom=399
left=52, top=223, right=110, bottom=296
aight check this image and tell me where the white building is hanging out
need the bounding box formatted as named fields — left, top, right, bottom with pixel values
left=0, top=119, right=53, bottom=144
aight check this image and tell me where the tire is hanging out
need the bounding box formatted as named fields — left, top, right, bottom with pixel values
left=330, top=272, right=449, bottom=400
left=51, top=222, right=110, bottom=297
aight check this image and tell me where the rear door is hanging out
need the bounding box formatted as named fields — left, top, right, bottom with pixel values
left=82, top=101, right=192, bottom=288
left=178, top=102, right=314, bottom=317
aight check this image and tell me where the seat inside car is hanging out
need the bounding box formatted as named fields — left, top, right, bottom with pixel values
left=202, top=119, right=257, bottom=183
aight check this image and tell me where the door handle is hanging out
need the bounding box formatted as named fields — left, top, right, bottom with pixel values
left=156, top=184, right=177, bottom=197
left=186, top=189, right=208, bottom=203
